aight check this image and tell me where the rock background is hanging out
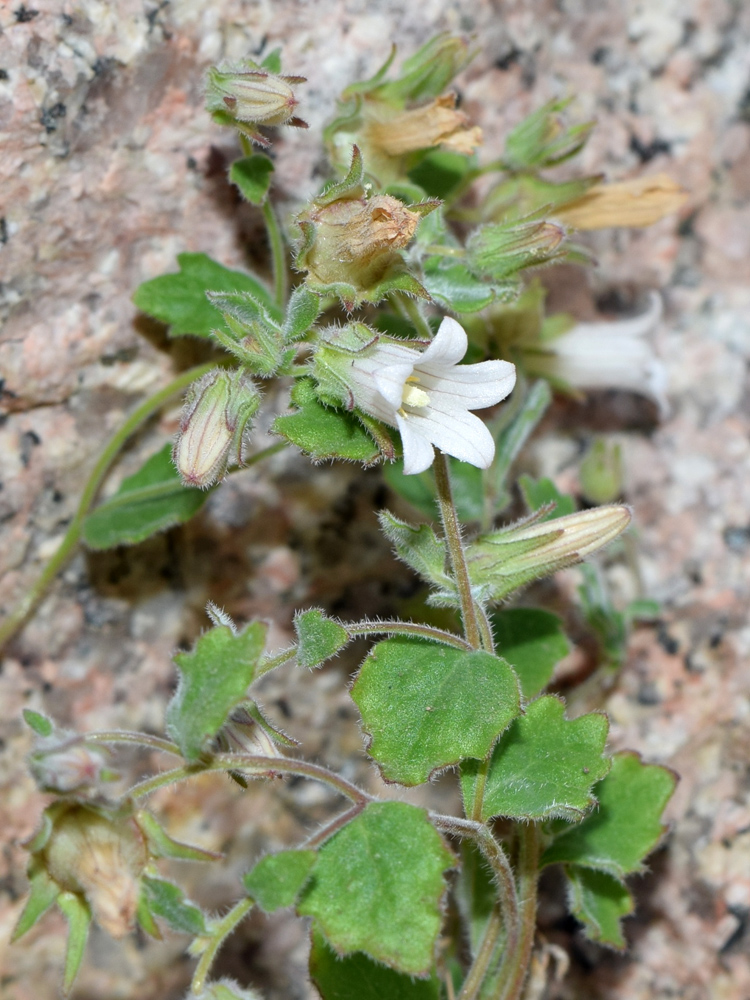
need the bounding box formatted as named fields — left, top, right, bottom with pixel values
left=1, top=0, right=750, bottom=998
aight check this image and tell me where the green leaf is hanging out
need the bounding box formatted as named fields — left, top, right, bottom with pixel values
left=283, top=285, right=321, bottom=343
left=351, top=637, right=520, bottom=786
left=408, top=149, right=475, bottom=200
left=492, top=608, right=570, bottom=699
left=11, top=861, right=60, bottom=941
left=141, top=875, right=207, bottom=935
left=294, top=609, right=349, bottom=668
left=136, top=889, right=161, bottom=938
left=382, top=462, right=436, bottom=519
left=22, top=708, right=54, bottom=737
left=518, top=474, right=576, bottom=519
left=541, top=752, right=677, bottom=876
left=166, top=620, right=267, bottom=761
left=82, top=444, right=211, bottom=550
left=243, top=849, right=317, bottom=912
left=133, top=252, right=280, bottom=338
left=298, top=802, right=454, bottom=975
left=381, top=459, right=483, bottom=523
left=136, top=809, right=222, bottom=862
left=57, top=891, right=91, bottom=996
left=453, top=841, right=497, bottom=958
left=565, top=866, right=634, bottom=949
left=422, top=259, right=497, bottom=314
left=377, top=511, right=451, bottom=591
left=310, top=928, right=441, bottom=1000
left=273, top=378, right=381, bottom=464
left=230, top=154, right=274, bottom=204
left=461, top=696, right=610, bottom=822
left=260, top=48, right=282, bottom=74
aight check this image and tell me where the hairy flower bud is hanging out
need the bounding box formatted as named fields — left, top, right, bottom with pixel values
left=43, top=805, right=147, bottom=938
left=173, top=369, right=260, bottom=489
left=29, top=739, right=108, bottom=793
left=206, top=60, right=307, bottom=145
left=468, top=505, right=632, bottom=601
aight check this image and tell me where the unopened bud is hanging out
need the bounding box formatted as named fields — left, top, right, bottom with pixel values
left=206, top=61, right=307, bottom=145
left=468, top=220, right=566, bottom=281
left=468, top=505, right=631, bottom=601
left=43, top=806, right=147, bottom=938
left=300, top=194, right=420, bottom=290
left=580, top=439, right=624, bottom=506
left=29, top=739, right=108, bottom=793
left=365, top=94, right=482, bottom=158
left=173, top=369, right=260, bottom=489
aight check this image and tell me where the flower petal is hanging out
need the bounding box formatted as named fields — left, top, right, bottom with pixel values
left=418, top=316, right=468, bottom=367
left=418, top=359, right=516, bottom=409
left=373, top=362, right=416, bottom=410
left=408, top=406, right=496, bottom=469
left=396, top=413, right=436, bottom=474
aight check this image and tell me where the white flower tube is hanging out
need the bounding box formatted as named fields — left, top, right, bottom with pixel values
left=320, top=317, right=516, bottom=475
left=527, top=292, right=668, bottom=415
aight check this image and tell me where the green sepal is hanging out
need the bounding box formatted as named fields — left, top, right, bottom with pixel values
left=23, top=808, right=56, bottom=854
left=141, top=875, right=207, bottom=935
left=309, top=927, right=441, bottom=1000
left=206, top=290, right=290, bottom=375
left=57, top=891, right=91, bottom=996
left=135, top=809, right=223, bottom=862
left=492, top=607, right=570, bottom=699
left=22, top=708, right=54, bottom=737
left=461, top=695, right=610, bottom=822
left=303, top=267, right=429, bottom=313
left=136, top=887, right=162, bottom=939
left=11, top=860, right=61, bottom=942
left=351, top=637, right=520, bottom=786
left=133, top=252, right=280, bottom=338
left=297, top=801, right=455, bottom=976
left=565, top=866, right=634, bottom=949
left=370, top=33, right=475, bottom=105
left=484, top=173, right=600, bottom=223
left=273, top=379, right=381, bottom=465
left=167, top=619, right=268, bottom=761
left=82, top=444, right=211, bottom=550
left=315, top=144, right=365, bottom=205
left=541, top=752, right=678, bottom=877
left=377, top=511, right=452, bottom=592
left=243, top=849, right=317, bottom=912
left=294, top=609, right=350, bottom=668
left=503, top=98, right=594, bottom=172
left=229, top=153, right=274, bottom=204
left=466, top=216, right=566, bottom=283
left=283, top=285, right=322, bottom=343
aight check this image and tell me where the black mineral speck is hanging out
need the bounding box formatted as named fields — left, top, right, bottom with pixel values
left=15, top=5, right=39, bottom=22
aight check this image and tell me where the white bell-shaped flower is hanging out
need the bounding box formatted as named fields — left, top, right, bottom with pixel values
left=346, top=317, right=516, bottom=474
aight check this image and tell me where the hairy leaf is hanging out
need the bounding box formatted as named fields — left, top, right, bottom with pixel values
left=492, top=608, right=570, bottom=698
left=167, top=620, right=267, bottom=761
left=273, top=379, right=381, bottom=464
left=351, top=637, right=520, bottom=785
left=461, top=696, right=610, bottom=821
left=298, top=802, right=454, bottom=975
left=294, top=609, right=349, bottom=668
left=243, top=850, right=317, bottom=912
left=141, top=875, right=206, bottom=935
left=541, top=752, right=677, bottom=876
left=230, top=154, right=274, bottom=204
left=565, top=866, right=633, bottom=949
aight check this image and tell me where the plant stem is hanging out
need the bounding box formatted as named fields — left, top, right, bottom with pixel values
left=496, top=823, right=540, bottom=1000
left=459, top=907, right=504, bottom=1000
left=128, top=753, right=372, bottom=806
left=433, top=450, right=482, bottom=650
left=348, top=619, right=473, bottom=651
left=190, top=896, right=254, bottom=995
left=394, top=293, right=433, bottom=339
left=303, top=803, right=367, bottom=849
left=262, top=197, right=288, bottom=308
left=0, top=363, right=215, bottom=652
left=84, top=731, right=182, bottom=757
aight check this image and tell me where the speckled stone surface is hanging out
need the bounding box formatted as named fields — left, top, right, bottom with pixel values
left=1, top=1, right=750, bottom=998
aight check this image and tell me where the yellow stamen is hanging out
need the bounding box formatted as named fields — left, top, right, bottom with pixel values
left=401, top=380, right=430, bottom=409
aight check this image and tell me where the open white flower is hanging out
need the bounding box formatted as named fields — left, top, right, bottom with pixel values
left=346, top=317, right=516, bottom=474
left=526, top=292, right=668, bottom=416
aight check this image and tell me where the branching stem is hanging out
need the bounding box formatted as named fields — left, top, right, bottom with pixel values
left=190, top=896, right=254, bottom=995
left=348, top=619, right=473, bottom=650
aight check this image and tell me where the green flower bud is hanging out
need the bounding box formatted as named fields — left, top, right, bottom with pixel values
left=206, top=60, right=307, bottom=146
left=580, top=439, right=624, bottom=505
left=468, top=505, right=631, bottom=602
left=173, top=369, right=260, bottom=489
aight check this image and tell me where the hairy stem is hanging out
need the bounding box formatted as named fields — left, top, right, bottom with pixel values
left=128, top=753, right=372, bottom=806
left=84, top=731, right=182, bottom=757
left=303, top=803, right=367, bottom=849
left=496, top=823, right=540, bottom=1000
left=0, top=363, right=215, bottom=652
left=348, top=619, right=473, bottom=651
left=190, top=897, right=254, bottom=995
left=394, top=293, right=433, bottom=340
left=433, top=450, right=482, bottom=650
left=262, top=197, right=288, bottom=308
left=459, top=907, right=504, bottom=1000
